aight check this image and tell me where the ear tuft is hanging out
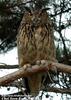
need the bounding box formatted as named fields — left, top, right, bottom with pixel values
left=24, top=6, right=32, bottom=14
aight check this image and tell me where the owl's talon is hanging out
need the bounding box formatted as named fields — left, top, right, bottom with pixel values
left=40, top=60, right=47, bottom=65
left=36, top=60, right=41, bottom=65
left=27, top=64, right=31, bottom=68
left=23, top=64, right=31, bottom=70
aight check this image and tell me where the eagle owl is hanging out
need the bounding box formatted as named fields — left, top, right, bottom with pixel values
left=17, top=9, right=56, bottom=96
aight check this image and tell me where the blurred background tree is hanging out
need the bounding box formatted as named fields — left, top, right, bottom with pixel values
left=0, top=0, right=71, bottom=99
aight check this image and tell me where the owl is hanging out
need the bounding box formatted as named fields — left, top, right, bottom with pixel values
left=17, top=9, right=56, bottom=96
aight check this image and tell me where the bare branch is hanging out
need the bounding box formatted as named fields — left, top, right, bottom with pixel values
left=0, top=61, right=71, bottom=86
left=47, top=87, right=71, bottom=94
left=51, top=8, right=71, bottom=17
left=0, top=64, right=18, bottom=69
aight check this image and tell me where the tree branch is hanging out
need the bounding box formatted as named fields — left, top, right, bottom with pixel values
left=47, top=87, right=71, bottom=94
left=0, top=61, right=71, bottom=86
left=0, top=64, right=18, bottom=69
left=51, top=8, right=71, bottom=17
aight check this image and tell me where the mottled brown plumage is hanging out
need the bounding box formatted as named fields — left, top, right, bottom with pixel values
left=17, top=9, right=56, bottom=96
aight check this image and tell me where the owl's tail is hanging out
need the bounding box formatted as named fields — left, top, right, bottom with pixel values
left=23, top=74, right=41, bottom=96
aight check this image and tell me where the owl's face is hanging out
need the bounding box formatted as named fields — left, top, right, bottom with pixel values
left=23, top=10, right=48, bottom=26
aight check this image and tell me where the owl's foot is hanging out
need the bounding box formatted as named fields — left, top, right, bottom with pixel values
left=36, top=60, right=48, bottom=66
left=36, top=60, right=47, bottom=65
left=23, top=64, right=31, bottom=70
left=40, top=60, right=47, bottom=65
left=36, top=60, right=41, bottom=65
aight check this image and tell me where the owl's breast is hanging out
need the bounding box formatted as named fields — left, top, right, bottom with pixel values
left=17, top=24, right=56, bottom=66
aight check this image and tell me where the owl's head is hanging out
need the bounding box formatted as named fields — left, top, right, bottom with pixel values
left=24, top=7, right=50, bottom=25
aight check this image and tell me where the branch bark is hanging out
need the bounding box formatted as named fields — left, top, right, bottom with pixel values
left=47, top=87, right=71, bottom=94
left=0, top=61, right=71, bottom=86
left=0, top=64, right=18, bottom=69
